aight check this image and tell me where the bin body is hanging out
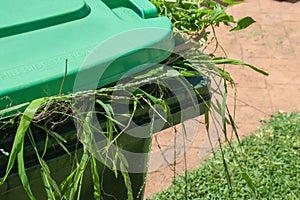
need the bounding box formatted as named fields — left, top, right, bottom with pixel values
left=0, top=73, right=210, bottom=199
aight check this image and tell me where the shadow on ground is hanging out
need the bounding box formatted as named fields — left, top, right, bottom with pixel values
left=274, top=0, right=300, bottom=3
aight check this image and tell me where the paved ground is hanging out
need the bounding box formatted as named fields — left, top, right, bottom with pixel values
left=144, top=0, right=300, bottom=198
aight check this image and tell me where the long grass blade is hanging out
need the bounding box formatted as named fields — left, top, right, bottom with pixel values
left=120, top=162, right=133, bottom=200
left=0, top=102, right=29, bottom=117
left=60, top=168, right=77, bottom=195
left=221, top=81, right=228, bottom=139
left=227, top=107, right=240, bottom=144
left=28, top=128, right=61, bottom=199
left=68, top=147, right=89, bottom=200
left=17, top=142, right=36, bottom=200
left=241, top=172, right=256, bottom=194
left=0, top=97, right=48, bottom=200
left=212, top=57, right=269, bottom=76
left=90, top=156, right=101, bottom=200
left=40, top=168, right=56, bottom=200
left=0, top=98, right=48, bottom=184
left=34, top=124, right=71, bottom=156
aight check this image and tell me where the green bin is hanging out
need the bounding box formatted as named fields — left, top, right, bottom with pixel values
left=0, top=0, right=210, bottom=199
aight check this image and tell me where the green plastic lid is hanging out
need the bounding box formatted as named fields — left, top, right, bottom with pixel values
left=0, top=0, right=174, bottom=114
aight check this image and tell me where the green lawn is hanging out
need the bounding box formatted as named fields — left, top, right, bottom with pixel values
left=148, top=112, right=300, bottom=199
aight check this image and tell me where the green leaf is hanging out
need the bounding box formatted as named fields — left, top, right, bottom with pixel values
left=0, top=102, right=29, bottom=117
left=212, top=57, right=269, bottom=76
left=209, top=6, right=226, bottom=22
left=227, top=111, right=240, bottom=144
left=241, top=172, right=256, bottom=194
left=59, top=169, right=77, bottom=194
left=90, top=157, right=101, bottom=200
left=221, top=0, right=243, bottom=5
left=230, top=17, right=255, bottom=31
left=40, top=168, right=56, bottom=200
left=68, top=147, right=89, bottom=200
left=134, top=88, right=161, bottom=105
left=96, top=99, right=115, bottom=141
left=217, top=67, right=235, bottom=86
left=34, top=124, right=71, bottom=156
left=28, top=128, right=61, bottom=199
left=0, top=98, right=48, bottom=185
left=221, top=82, right=228, bottom=138
left=120, top=162, right=133, bottom=200
left=18, top=142, right=36, bottom=200
left=215, top=14, right=235, bottom=23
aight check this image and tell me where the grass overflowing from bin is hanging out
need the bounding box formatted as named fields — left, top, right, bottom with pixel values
left=0, top=55, right=216, bottom=200
left=148, top=112, right=300, bottom=199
